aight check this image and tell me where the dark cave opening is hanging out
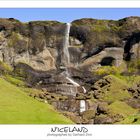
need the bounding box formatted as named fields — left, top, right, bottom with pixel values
left=100, top=57, right=116, bottom=66
left=0, top=26, right=6, bottom=32
left=124, top=32, right=140, bottom=61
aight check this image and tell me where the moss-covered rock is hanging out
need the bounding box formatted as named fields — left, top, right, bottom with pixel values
left=0, top=61, right=12, bottom=74
left=0, top=18, right=65, bottom=71
left=91, top=75, right=131, bottom=102
left=71, top=17, right=140, bottom=69
left=117, top=114, right=140, bottom=124
left=71, top=17, right=140, bottom=50
left=82, top=109, right=96, bottom=120
left=94, top=114, right=114, bottom=124
left=108, top=101, right=138, bottom=119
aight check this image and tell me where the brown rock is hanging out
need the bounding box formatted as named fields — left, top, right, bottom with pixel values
left=126, top=98, right=140, bottom=109
left=94, top=115, right=114, bottom=124
left=97, top=102, right=109, bottom=114
left=82, top=109, right=96, bottom=120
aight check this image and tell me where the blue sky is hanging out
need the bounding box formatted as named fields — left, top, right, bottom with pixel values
left=0, top=8, right=140, bottom=22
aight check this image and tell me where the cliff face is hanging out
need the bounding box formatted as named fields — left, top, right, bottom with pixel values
left=71, top=17, right=140, bottom=69
left=0, top=18, right=65, bottom=71
left=0, top=17, right=140, bottom=71
left=0, top=17, right=140, bottom=124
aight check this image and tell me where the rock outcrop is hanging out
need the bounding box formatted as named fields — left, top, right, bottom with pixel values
left=0, top=18, right=65, bottom=71
left=0, top=17, right=140, bottom=71
left=0, top=17, right=140, bottom=124
left=71, top=17, right=140, bottom=69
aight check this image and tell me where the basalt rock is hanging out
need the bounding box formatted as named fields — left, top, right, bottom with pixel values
left=0, top=18, right=65, bottom=71
left=14, top=63, right=96, bottom=96
left=97, top=102, right=109, bottom=114
left=71, top=17, right=140, bottom=69
left=1, top=17, right=140, bottom=124
left=0, top=17, right=140, bottom=71
left=127, top=83, right=140, bottom=99
left=125, top=98, right=140, bottom=109
left=94, top=115, right=114, bottom=124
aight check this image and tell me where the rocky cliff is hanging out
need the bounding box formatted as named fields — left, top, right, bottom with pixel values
left=0, top=17, right=140, bottom=124
left=0, top=17, right=140, bottom=70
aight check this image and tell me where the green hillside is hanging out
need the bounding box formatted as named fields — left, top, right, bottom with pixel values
left=0, top=78, right=73, bottom=124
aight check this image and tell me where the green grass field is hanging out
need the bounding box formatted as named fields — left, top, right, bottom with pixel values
left=0, top=77, right=73, bottom=124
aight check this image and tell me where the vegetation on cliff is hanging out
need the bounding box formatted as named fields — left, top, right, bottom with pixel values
left=0, top=17, right=140, bottom=124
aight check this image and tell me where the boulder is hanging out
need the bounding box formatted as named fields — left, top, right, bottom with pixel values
left=81, top=109, right=96, bottom=120
left=126, top=98, right=140, bottom=109
left=94, top=115, right=114, bottom=124
left=97, top=102, right=109, bottom=114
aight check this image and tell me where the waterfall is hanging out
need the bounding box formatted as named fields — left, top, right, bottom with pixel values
left=62, top=23, right=71, bottom=66
left=60, top=23, right=87, bottom=95
left=66, top=77, right=87, bottom=93
left=66, top=77, right=80, bottom=86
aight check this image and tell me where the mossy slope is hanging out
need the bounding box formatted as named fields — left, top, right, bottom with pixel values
left=0, top=78, right=73, bottom=124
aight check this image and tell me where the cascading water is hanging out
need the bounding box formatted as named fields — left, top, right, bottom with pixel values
left=46, top=23, right=87, bottom=113
left=66, top=77, right=86, bottom=93
left=80, top=100, right=86, bottom=113
left=61, top=23, right=87, bottom=94
left=62, top=23, right=71, bottom=67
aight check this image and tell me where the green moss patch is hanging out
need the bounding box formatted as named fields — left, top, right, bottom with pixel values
left=117, top=114, right=140, bottom=124
left=94, top=75, right=131, bottom=102
left=94, top=66, right=123, bottom=76
left=0, top=61, right=12, bottom=75
left=0, top=78, right=73, bottom=124
left=5, top=75, right=25, bottom=87
left=108, top=101, right=138, bottom=118
left=103, top=75, right=131, bottom=102
left=104, top=91, right=131, bottom=103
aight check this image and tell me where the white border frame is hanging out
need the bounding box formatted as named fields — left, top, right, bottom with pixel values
left=0, top=1, right=139, bottom=140
left=0, top=0, right=139, bottom=8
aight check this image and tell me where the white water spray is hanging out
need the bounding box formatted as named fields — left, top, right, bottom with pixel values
left=82, top=86, right=87, bottom=93
left=66, top=77, right=86, bottom=93
left=63, top=23, right=71, bottom=66
left=80, top=100, right=86, bottom=113
left=66, top=77, right=80, bottom=86
left=62, top=23, right=87, bottom=94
